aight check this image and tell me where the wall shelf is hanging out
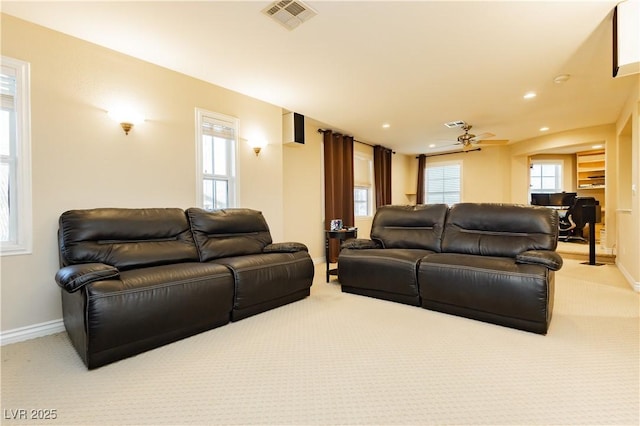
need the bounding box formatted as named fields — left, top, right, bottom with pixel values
left=576, top=149, right=605, bottom=189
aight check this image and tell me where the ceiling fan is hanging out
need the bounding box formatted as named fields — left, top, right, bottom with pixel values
left=446, top=121, right=509, bottom=150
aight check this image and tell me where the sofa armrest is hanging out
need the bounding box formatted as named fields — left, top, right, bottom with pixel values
left=55, top=263, right=120, bottom=293
left=263, top=242, right=308, bottom=253
left=341, top=238, right=382, bottom=250
left=516, top=250, right=563, bottom=271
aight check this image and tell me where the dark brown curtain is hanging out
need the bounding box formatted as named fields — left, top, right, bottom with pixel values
left=323, top=130, right=355, bottom=262
left=373, top=145, right=392, bottom=208
left=416, top=154, right=426, bottom=204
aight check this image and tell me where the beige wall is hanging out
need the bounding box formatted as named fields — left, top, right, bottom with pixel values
left=0, top=15, right=288, bottom=331
left=421, top=146, right=511, bottom=203
left=392, top=153, right=415, bottom=206
left=282, top=119, right=325, bottom=262
left=614, top=79, right=640, bottom=290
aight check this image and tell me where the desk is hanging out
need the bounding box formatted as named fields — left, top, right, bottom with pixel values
left=325, top=228, right=357, bottom=282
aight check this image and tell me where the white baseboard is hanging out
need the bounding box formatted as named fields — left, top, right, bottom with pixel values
left=616, top=260, right=640, bottom=293
left=0, top=319, right=65, bottom=346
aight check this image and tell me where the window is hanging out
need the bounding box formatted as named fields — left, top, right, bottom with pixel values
left=354, top=186, right=369, bottom=217
left=353, top=151, right=373, bottom=217
left=1, top=57, right=32, bottom=256
left=424, top=162, right=461, bottom=205
left=530, top=161, right=562, bottom=193
left=195, top=109, right=237, bottom=210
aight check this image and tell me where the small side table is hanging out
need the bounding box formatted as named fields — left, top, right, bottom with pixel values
left=325, top=228, right=357, bottom=282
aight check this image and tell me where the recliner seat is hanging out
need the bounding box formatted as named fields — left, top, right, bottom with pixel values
left=419, top=203, right=559, bottom=334
left=338, top=204, right=448, bottom=306
left=187, top=208, right=314, bottom=321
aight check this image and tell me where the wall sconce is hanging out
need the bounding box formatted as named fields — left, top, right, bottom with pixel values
left=247, top=139, right=267, bottom=156
left=108, top=107, right=145, bottom=135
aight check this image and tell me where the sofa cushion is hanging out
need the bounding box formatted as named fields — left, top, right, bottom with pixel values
left=212, top=251, right=314, bottom=320
left=418, top=253, right=553, bottom=334
left=338, top=248, right=433, bottom=306
left=187, top=208, right=273, bottom=261
left=59, top=208, right=199, bottom=270
left=370, top=204, right=448, bottom=250
left=80, top=262, right=235, bottom=366
left=441, top=203, right=559, bottom=258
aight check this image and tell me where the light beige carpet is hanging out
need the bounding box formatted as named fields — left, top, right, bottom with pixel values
left=1, top=259, right=639, bottom=425
left=556, top=241, right=615, bottom=264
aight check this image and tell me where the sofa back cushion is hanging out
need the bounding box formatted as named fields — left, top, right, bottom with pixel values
left=370, top=204, right=449, bottom=250
left=59, top=208, right=199, bottom=270
left=441, top=203, right=559, bottom=257
left=187, top=208, right=273, bottom=261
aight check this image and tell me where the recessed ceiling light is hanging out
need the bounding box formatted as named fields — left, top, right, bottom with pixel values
left=539, top=127, right=549, bottom=131
left=524, top=92, right=537, bottom=100
left=592, top=144, right=603, bottom=149
left=428, top=144, right=436, bottom=148
left=382, top=123, right=390, bottom=129
left=553, top=74, right=571, bottom=84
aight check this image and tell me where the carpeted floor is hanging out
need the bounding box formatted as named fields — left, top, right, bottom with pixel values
left=556, top=240, right=616, bottom=264
left=1, top=258, right=639, bottom=425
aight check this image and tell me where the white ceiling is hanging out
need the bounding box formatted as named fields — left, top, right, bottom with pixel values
left=2, top=0, right=637, bottom=154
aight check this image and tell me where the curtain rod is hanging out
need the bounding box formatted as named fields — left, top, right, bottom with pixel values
left=415, top=147, right=481, bottom=158
left=317, top=128, right=395, bottom=153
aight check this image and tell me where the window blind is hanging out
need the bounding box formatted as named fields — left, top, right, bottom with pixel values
left=201, top=116, right=235, bottom=139
left=425, top=163, right=461, bottom=205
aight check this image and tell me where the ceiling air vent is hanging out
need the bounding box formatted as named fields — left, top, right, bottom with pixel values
left=262, top=0, right=317, bottom=31
left=444, top=120, right=467, bottom=128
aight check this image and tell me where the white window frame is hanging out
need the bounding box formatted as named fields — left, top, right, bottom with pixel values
left=529, top=160, right=563, bottom=194
left=424, top=160, right=462, bottom=205
left=353, top=151, right=373, bottom=217
left=1, top=56, right=32, bottom=256
left=354, top=186, right=371, bottom=217
left=195, top=108, right=238, bottom=210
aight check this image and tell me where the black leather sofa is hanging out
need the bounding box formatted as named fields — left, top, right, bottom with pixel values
left=338, top=203, right=563, bottom=334
left=55, top=207, right=314, bottom=369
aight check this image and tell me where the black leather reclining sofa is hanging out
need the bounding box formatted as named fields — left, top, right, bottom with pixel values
left=338, top=203, right=563, bottom=334
left=55, top=207, right=314, bottom=369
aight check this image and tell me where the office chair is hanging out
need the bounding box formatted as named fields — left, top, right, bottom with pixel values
left=560, top=197, right=598, bottom=242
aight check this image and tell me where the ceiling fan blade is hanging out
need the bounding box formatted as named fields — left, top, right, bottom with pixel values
left=434, top=140, right=462, bottom=147
left=475, top=139, right=509, bottom=145
left=471, top=132, right=495, bottom=141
